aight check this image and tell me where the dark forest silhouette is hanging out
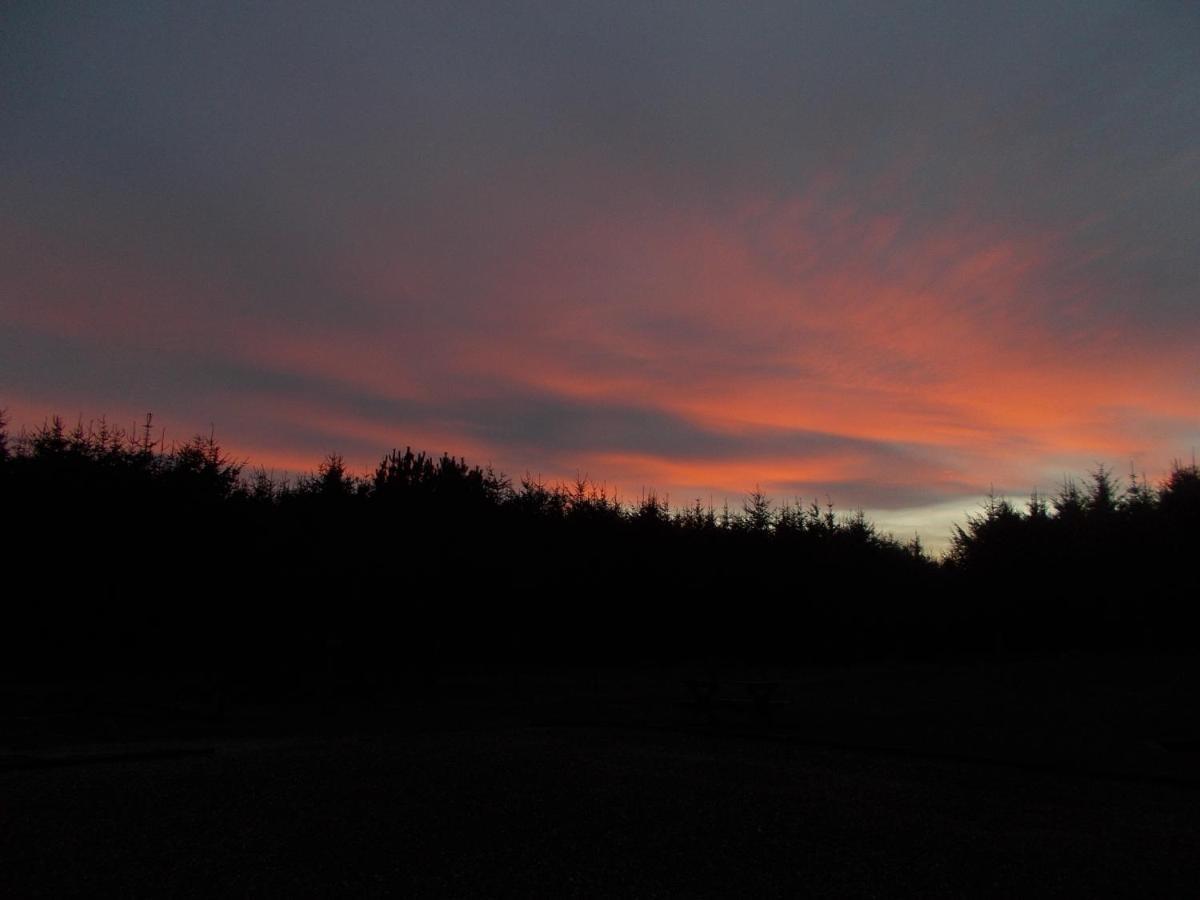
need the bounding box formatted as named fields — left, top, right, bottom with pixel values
left=2, top=411, right=1197, bottom=689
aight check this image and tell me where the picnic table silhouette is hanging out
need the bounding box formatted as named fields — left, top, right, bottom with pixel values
left=684, top=678, right=788, bottom=725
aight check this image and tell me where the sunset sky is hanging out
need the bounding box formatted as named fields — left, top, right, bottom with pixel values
left=3, top=2, right=1198, bottom=550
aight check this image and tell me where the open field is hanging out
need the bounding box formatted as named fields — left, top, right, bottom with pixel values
left=5, top=722, right=1200, bottom=897
left=4, top=653, right=1200, bottom=896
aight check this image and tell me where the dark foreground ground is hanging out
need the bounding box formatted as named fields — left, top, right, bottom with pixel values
left=4, top=653, right=1200, bottom=896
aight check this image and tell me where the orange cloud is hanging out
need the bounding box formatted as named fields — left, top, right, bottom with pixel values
left=5, top=172, right=1197, bottom=554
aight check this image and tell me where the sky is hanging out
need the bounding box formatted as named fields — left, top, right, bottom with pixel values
left=2, top=2, right=1198, bottom=551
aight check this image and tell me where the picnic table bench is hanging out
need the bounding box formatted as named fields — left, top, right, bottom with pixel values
left=683, top=678, right=789, bottom=725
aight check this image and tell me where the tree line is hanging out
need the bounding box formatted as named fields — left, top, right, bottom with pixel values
left=1, top=411, right=1196, bottom=686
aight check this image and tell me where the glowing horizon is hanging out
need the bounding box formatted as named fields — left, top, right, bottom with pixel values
left=3, top=3, right=1198, bottom=554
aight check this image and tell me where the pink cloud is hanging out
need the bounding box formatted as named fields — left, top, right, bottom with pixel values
left=4, top=168, right=1197, bottom=551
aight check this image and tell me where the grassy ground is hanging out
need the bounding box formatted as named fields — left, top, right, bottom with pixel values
left=3, top=653, right=1199, bottom=895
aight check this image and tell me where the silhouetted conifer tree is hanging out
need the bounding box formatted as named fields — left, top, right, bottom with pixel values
left=743, top=486, right=773, bottom=534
